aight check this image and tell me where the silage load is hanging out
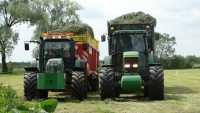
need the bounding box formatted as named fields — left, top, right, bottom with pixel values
left=109, top=11, right=156, bottom=26
left=52, top=23, right=94, bottom=38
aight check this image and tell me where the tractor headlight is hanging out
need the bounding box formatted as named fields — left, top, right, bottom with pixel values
left=132, top=64, right=139, bottom=68
left=124, top=64, right=131, bottom=68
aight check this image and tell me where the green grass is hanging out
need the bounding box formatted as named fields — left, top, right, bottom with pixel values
left=0, top=69, right=200, bottom=113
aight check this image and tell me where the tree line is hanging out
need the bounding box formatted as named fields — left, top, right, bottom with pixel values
left=160, top=55, right=200, bottom=69
left=155, top=33, right=200, bottom=69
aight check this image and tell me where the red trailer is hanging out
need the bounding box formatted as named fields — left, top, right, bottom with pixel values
left=72, top=32, right=99, bottom=91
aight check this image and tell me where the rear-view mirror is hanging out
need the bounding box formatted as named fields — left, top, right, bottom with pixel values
left=101, top=35, right=106, bottom=42
left=25, top=43, right=29, bottom=51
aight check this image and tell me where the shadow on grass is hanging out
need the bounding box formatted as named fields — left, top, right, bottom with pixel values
left=164, top=94, right=184, bottom=100
left=114, top=95, right=147, bottom=102
left=46, top=85, right=196, bottom=103
left=163, top=85, right=198, bottom=101
left=165, top=86, right=198, bottom=94
left=47, top=92, right=101, bottom=103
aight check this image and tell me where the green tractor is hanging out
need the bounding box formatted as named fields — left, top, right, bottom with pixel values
left=100, top=14, right=164, bottom=100
left=24, top=34, right=87, bottom=100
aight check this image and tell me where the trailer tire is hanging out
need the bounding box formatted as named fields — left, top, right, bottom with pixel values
left=99, top=68, right=115, bottom=100
left=71, top=71, right=87, bottom=100
left=24, top=72, right=48, bottom=100
left=148, top=66, right=164, bottom=100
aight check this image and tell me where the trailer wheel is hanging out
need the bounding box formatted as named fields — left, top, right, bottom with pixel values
left=99, top=68, right=115, bottom=100
left=24, top=72, right=48, bottom=100
left=148, top=66, right=164, bottom=100
left=71, top=71, right=87, bottom=100
left=89, top=74, right=99, bottom=91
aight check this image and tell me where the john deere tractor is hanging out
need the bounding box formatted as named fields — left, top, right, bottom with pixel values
left=24, top=33, right=87, bottom=100
left=100, top=12, right=164, bottom=100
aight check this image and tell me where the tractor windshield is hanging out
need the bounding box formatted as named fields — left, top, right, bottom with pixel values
left=114, top=34, right=145, bottom=52
left=44, top=41, right=73, bottom=59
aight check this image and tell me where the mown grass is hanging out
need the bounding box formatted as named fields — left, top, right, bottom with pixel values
left=0, top=69, right=200, bottom=113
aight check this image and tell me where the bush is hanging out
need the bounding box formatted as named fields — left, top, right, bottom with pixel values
left=40, top=99, right=58, bottom=113
left=0, top=84, right=19, bottom=110
left=0, top=84, right=50, bottom=113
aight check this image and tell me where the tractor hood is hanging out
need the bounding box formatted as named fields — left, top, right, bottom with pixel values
left=123, top=51, right=139, bottom=58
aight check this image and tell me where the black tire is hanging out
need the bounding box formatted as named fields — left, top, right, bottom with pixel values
left=89, top=74, right=99, bottom=91
left=147, top=66, right=164, bottom=100
left=99, top=68, right=115, bottom=100
left=114, top=82, right=121, bottom=98
left=24, top=72, right=48, bottom=100
left=144, top=82, right=149, bottom=97
left=71, top=71, right=87, bottom=100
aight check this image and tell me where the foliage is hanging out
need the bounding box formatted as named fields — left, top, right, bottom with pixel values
left=155, top=32, right=176, bottom=59
left=0, top=0, right=42, bottom=73
left=0, top=25, right=18, bottom=56
left=40, top=99, right=58, bottom=113
left=0, top=84, right=19, bottom=110
left=0, top=84, right=51, bottom=113
left=30, top=0, right=82, bottom=40
left=0, top=25, right=19, bottom=72
left=0, top=0, right=32, bottom=27
left=160, top=55, right=200, bottom=69
left=109, top=11, right=156, bottom=26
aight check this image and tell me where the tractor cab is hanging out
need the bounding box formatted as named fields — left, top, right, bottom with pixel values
left=103, top=24, right=154, bottom=73
left=111, top=30, right=146, bottom=53
left=111, top=30, right=148, bottom=73
left=43, top=39, right=75, bottom=73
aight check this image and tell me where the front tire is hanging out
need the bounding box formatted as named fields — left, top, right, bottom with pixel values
left=99, top=68, right=115, bottom=100
left=24, top=72, right=48, bottom=100
left=71, top=71, right=87, bottom=100
left=147, top=66, right=164, bottom=100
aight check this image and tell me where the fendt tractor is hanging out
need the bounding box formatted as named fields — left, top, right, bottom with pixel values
left=24, top=24, right=99, bottom=100
left=100, top=12, right=164, bottom=100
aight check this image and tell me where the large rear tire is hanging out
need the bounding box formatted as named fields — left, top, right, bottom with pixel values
left=71, top=71, right=87, bottom=100
left=24, top=72, right=48, bottom=100
left=99, top=68, right=115, bottom=100
left=148, top=66, right=164, bottom=100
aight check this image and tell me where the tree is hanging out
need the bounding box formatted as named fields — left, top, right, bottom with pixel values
left=0, top=0, right=42, bottom=72
left=0, top=25, right=18, bottom=72
left=155, top=32, right=176, bottom=60
left=30, top=0, right=82, bottom=40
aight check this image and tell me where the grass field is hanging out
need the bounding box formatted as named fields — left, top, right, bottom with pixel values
left=0, top=69, right=200, bottom=113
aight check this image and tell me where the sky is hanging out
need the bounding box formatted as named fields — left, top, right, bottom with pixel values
left=7, top=0, right=200, bottom=62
